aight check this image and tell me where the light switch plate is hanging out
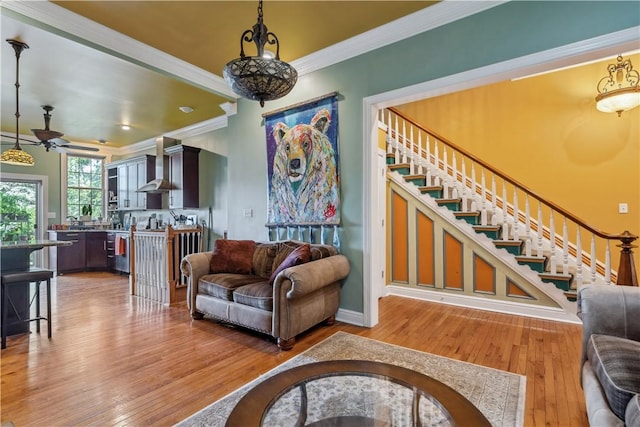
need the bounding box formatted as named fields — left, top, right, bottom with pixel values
left=47, top=212, right=56, bottom=219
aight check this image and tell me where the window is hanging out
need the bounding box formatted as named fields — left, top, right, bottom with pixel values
left=66, top=155, right=104, bottom=220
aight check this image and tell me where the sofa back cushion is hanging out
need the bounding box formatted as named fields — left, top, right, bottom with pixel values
left=209, top=239, right=256, bottom=274
left=269, top=243, right=311, bottom=285
left=252, top=242, right=279, bottom=278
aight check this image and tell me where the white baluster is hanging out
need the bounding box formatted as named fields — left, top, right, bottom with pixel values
left=394, top=115, right=400, bottom=164
left=549, top=212, right=557, bottom=274
left=417, top=132, right=424, bottom=175
left=537, top=202, right=544, bottom=257
left=562, top=217, right=569, bottom=275
left=525, top=195, right=531, bottom=240
left=491, top=175, right=497, bottom=226
left=434, top=142, right=440, bottom=178
left=424, top=134, right=431, bottom=173
left=386, top=111, right=393, bottom=154
left=402, top=121, right=408, bottom=164
left=502, top=182, right=509, bottom=240
left=590, top=235, right=597, bottom=284
left=460, top=158, right=467, bottom=212
left=470, top=164, right=477, bottom=212
left=513, top=190, right=519, bottom=241
left=605, top=241, right=612, bottom=285
left=443, top=148, right=449, bottom=196
left=409, top=126, right=415, bottom=174
left=480, top=170, right=487, bottom=226
left=576, top=228, right=583, bottom=287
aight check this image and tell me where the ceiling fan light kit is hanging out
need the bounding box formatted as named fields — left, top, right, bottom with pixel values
left=595, top=54, right=640, bottom=117
left=2, top=38, right=34, bottom=167
left=223, top=0, right=297, bottom=107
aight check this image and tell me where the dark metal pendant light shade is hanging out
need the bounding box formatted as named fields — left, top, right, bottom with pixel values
left=223, top=0, right=297, bottom=107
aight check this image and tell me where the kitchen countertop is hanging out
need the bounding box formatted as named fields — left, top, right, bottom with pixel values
left=0, top=240, right=73, bottom=249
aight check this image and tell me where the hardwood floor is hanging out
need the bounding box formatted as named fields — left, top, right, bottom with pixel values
left=1, top=272, right=587, bottom=426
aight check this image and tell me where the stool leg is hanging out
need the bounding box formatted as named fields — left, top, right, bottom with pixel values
left=1, top=283, right=6, bottom=349
left=46, top=278, right=52, bottom=339
left=36, top=281, right=41, bottom=333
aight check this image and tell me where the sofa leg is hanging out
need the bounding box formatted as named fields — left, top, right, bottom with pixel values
left=277, top=337, right=295, bottom=351
left=325, top=315, right=336, bottom=326
left=192, top=311, right=204, bottom=320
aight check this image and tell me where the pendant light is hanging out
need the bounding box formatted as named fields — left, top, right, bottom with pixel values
left=595, top=54, right=640, bottom=117
left=223, top=0, right=297, bottom=107
left=1, top=39, right=34, bottom=166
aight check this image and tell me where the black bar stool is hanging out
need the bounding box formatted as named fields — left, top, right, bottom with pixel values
left=1, top=267, right=53, bottom=349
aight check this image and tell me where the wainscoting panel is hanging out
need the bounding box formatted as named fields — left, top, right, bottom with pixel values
left=387, top=181, right=560, bottom=309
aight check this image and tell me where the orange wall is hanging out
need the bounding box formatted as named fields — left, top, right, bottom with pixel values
left=395, top=54, right=640, bottom=243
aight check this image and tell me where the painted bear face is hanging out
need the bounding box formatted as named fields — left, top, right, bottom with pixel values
left=273, top=109, right=332, bottom=184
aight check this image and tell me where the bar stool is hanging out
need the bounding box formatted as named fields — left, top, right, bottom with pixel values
left=1, top=267, right=53, bottom=349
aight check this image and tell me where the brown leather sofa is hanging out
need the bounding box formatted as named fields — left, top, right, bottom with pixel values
left=180, top=240, right=350, bottom=350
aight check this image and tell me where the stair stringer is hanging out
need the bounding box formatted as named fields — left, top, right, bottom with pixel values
left=387, top=171, right=579, bottom=322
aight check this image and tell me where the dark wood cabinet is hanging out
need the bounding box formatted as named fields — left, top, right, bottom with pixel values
left=165, top=145, right=200, bottom=209
left=48, top=231, right=110, bottom=274
left=86, top=232, right=108, bottom=269
left=48, top=231, right=86, bottom=274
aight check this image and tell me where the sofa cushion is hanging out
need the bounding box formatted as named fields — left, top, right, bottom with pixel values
left=269, top=244, right=311, bottom=285
left=627, top=395, right=640, bottom=427
left=310, top=244, right=339, bottom=261
left=587, top=334, right=640, bottom=420
left=233, top=281, right=273, bottom=311
left=199, top=273, right=265, bottom=301
left=252, top=242, right=278, bottom=279
left=210, top=239, right=256, bottom=274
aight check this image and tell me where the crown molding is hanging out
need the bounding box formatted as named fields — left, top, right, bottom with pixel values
left=292, top=1, right=505, bottom=75
left=1, top=0, right=237, bottom=99
left=117, top=114, right=230, bottom=156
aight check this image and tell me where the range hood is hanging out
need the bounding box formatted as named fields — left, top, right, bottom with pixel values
left=137, top=136, right=179, bottom=193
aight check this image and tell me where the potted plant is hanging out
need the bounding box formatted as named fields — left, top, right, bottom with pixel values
left=81, top=204, right=92, bottom=221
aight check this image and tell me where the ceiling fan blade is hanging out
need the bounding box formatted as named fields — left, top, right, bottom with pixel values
left=0, top=134, right=40, bottom=145
left=56, top=144, right=100, bottom=152
left=32, top=128, right=64, bottom=142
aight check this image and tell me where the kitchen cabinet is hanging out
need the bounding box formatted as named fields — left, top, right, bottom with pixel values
left=165, top=145, right=200, bottom=209
left=105, top=155, right=161, bottom=211
left=86, top=231, right=108, bottom=269
left=48, top=231, right=86, bottom=274
left=48, top=231, right=110, bottom=274
left=107, top=232, right=116, bottom=271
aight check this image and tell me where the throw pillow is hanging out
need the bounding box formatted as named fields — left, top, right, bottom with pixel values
left=269, top=244, right=311, bottom=285
left=209, top=239, right=256, bottom=274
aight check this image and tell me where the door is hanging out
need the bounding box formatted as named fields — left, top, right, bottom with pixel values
left=0, top=174, right=46, bottom=267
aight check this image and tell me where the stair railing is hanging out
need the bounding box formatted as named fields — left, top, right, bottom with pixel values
left=382, top=107, right=638, bottom=288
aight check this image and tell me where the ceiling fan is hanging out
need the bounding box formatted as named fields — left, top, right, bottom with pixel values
left=1, top=105, right=99, bottom=153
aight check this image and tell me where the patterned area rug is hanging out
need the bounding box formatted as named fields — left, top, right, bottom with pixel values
left=175, top=332, right=525, bottom=427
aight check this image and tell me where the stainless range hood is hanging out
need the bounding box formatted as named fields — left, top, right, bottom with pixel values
left=137, top=137, right=179, bottom=193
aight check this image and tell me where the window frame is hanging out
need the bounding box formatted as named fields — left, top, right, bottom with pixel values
left=61, top=152, right=107, bottom=221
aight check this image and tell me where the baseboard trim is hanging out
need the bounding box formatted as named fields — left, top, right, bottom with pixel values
left=385, top=285, right=581, bottom=324
left=336, top=308, right=364, bottom=327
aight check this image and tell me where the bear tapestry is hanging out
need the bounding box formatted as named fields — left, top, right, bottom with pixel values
left=265, top=93, right=340, bottom=226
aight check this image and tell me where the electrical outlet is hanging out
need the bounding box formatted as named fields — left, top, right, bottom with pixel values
left=243, top=208, right=253, bottom=218
left=619, top=203, right=628, bottom=214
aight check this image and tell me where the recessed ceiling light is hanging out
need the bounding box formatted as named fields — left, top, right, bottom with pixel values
left=120, top=124, right=131, bottom=130
left=98, top=139, right=106, bottom=144
left=179, top=106, right=194, bottom=113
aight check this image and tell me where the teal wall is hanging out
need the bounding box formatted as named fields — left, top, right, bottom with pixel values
left=222, top=1, right=640, bottom=313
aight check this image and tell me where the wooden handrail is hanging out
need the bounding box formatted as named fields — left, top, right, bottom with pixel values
left=388, top=107, right=635, bottom=242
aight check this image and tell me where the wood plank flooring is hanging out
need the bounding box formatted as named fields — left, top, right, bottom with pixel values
left=0, top=272, right=587, bottom=426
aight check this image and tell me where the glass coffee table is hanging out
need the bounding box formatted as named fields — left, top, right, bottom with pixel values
left=226, top=360, right=491, bottom=426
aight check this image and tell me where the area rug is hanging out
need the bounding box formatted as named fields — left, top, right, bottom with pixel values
left=176, top=331, right=525, bottom=427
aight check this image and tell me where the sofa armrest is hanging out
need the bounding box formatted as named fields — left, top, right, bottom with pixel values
left=180, top=251, right=213, bottom=314
left=275, top=254, right=350, bottom=299
left=577, top=285, right=640, bottom=367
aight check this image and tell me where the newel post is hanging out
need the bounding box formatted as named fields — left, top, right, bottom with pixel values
left=616, top=230, right=638, bottom=286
